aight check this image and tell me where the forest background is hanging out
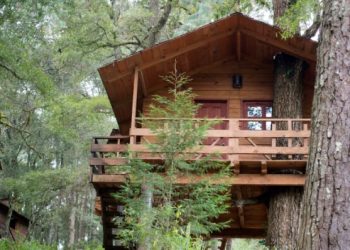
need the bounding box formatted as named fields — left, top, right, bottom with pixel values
left=0, top=0, right=319, bottom=249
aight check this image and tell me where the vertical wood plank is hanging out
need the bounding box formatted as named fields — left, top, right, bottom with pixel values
left=130, top=68, right=139, bottom=147
left=229, top=119, right=240, bottom=173
left=271, top=123, right=276, bottom=158
left=131, top=68, right=139, bottom=129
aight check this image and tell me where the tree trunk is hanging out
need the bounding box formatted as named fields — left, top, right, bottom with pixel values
left=267, top=187, right=302, bottom=249
left=297, top=1, right=350, bottom=249
left=137, top=184, right=153, bottom=250
left=147, top=0, right=172, bottom=47
left=266, top=22, right=306, bottom=250
left=226, top=238, right=233, bottom=250
left=68, top=195, right=76, bottom=248
left=272, top=0, right=289, bottom=23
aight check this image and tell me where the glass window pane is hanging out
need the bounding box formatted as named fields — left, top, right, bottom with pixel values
left=265, top=107, right=272, bottom=117
left=248, top=121, right=262, bottom=130
left=247, top=106, right=262, bottom=117
left=266, top=121, right=272, bottom=130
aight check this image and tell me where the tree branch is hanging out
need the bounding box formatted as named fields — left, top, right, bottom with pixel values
left=303, top=13, right=321, bottom=39
left=0, top=61, right=24, bottom=81
left=148, top=0, right=173, bottom=47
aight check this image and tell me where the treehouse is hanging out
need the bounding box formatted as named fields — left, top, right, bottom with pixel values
left=91, top=13, right=316, bottom=249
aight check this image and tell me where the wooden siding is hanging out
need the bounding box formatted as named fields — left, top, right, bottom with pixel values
left=142, top=58, right=314, bottom=119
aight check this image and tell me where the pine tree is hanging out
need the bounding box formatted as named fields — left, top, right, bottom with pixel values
left=114, top=65, right=231, bottom=249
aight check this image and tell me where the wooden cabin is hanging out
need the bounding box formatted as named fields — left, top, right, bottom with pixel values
left=91, top=13, right=316, bottom=249
left=0, top=199, right=29, bottom=240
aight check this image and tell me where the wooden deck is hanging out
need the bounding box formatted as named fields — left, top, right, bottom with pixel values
left=90, top=118, right=310, bottom=249
left=91, top=118, right=310, bottom=186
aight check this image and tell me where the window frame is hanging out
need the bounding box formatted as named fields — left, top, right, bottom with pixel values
left=242, top=101, right=273, bottom=130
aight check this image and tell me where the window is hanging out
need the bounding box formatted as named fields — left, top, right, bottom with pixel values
left=243, top=101, right=273, bottom=130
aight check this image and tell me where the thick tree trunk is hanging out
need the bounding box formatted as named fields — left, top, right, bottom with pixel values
left=267, top=187, right=302, bottom=249
left=266, top=0, right=306, bottom=248
left=297, top=1, right=350, bottom=249
left=266, top=54, right=305, bottom=249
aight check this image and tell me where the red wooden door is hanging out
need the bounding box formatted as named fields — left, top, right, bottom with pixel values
left=196, top=101, right=228, bottom=146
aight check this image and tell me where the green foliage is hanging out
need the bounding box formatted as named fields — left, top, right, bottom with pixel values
left=0, top=1, right=113, bottom=246
left=0, top=239, right=56, bottom=250
left=114, top=66, right=231, bottom=248
left=276, top=0, right=320, bottom=38
left=232, top=239, right=269, bottom=250
left=212, top=0, right=271, bottom=19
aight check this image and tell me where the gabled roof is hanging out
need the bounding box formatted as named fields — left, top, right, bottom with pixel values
left=0, top=199, right=30, bottom=225
left=98, top=13, right=317, bottom=134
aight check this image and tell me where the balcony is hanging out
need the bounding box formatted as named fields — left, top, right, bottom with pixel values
left=90, top=118, right=311, bottom=188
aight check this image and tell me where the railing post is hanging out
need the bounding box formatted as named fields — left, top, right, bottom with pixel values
left=271, top=123, right=276, bottom=159
left=303, top=123, right=309, bottom=152
left=229, top=119, right=240, bottom=174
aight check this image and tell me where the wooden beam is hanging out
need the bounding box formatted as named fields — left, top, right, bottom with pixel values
left=91, top=144, right=128, bottom=153
left=240, top=28, right=316, bottom=62
left=130, top=127, right=311, bottom=138
left=211, top=228, right=266, bottom=238
left=92, top=174, right=305, bottom=186
left=246, top=137, right=271, bottom=160
left=106, top=29, right=237, bottom=83
left=237, top=31, right=241, bottom=61
left=139, top=69, right=148, bottom=97
left=130, top=68, right=139, bottom=130
left=129, top=144, right=309, bottom=155
left=90, top=158, right=128, bottom=166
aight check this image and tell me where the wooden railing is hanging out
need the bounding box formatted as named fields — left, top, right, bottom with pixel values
left=90, top=118, right=311, bottom=175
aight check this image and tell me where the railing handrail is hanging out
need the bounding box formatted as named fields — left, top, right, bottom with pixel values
left=136, top=117, right=311, bottom=122
left=129, top=128, right=311, bottom=138
left=92, top=135, right=130, bottom=140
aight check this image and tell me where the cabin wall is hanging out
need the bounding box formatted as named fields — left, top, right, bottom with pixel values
left=142, top=59, right=314, bottom=118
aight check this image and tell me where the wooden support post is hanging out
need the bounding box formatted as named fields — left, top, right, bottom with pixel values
left=303, top=123, right=309, bottom=148
left=229, top=119, right=239, bottom=174
left=130, top=68, right=139, bottom=146
left=238, top=206, right=245, bottom=228
left=271, top=123, right=276, bottom=158
left=139, top=69, right=148, bottom=97
left=287, top=120, right=292, bottom=159
left=288, top=138, right=293, bottom=159
left=220, top=238, right=228, bottom=250
left=261, top=160, right=267, bottom=175
left=233, top=161, right=240, bottom=175
left=287, top=119, right=292, bottom=131
left=236, top=187, right=245, bottom=228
